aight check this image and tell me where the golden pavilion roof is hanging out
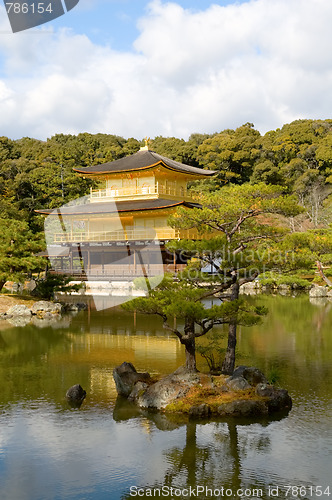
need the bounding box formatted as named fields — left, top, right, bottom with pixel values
left=36, top=199, right=201, bottom=216
left=73, top=149, right=216, bottom=177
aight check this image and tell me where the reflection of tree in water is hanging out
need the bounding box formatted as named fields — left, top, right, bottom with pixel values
left=161, top=420, right=271, bottom=494
left=163, top=421, right=198, bottom=488
left=119, top=406, right=287, bottom=500
left=0, top=323, right=83, bottom=405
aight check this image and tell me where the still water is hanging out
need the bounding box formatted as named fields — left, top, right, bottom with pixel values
left=0, top=294, right=331, bottom=500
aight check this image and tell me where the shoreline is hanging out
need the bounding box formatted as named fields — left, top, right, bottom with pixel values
left=0, top=294, right=38, bottom=314
left=0, top=295, right=40, bottom=330
left=1, top=281, right=331, bottom=314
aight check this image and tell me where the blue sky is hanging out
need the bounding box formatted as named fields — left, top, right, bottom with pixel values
left=0, top=0, right=331, bottom=140
left=62, top=0, right=250, bottom=50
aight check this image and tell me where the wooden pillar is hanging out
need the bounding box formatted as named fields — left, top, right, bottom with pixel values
left=87, top=248, right=91, bottom=272
left=70, top=247, right=73, bottom=272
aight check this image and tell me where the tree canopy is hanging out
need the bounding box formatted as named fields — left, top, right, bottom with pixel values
left=124, top=183, right=303, bottom=373
left=1, top=119, right=332, bottom=332
left=1, top=119, right=332, bottom=228
left=124, top=271, right=267, bottom=372
left=0, top=218, right=45, bottom=291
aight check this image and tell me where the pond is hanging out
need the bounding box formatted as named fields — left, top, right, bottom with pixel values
left=0, top=294, right=331, bottom=500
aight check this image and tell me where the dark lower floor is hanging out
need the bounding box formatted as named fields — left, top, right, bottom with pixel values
left=47, top=241, right=189, bottom=280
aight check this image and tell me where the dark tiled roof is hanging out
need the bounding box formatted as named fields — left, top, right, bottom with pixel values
left=36, top=199, right=201, bottom=216
left=73, top=150, right=215, bottom=177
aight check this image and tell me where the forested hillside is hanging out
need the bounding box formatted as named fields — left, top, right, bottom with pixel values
left=1, top=119, right=332, bottom=287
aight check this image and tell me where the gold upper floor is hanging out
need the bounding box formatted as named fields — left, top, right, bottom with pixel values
left=90, top=180, right=193, bottom=202
left=86, top=163, right=199, bottom=203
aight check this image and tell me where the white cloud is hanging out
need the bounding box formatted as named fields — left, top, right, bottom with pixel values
left=1, top=0, right=332, bottom=140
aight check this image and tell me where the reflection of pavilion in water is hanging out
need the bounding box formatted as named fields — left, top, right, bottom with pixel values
left=37, top=142, right=215, bottom=280
left=64, top=329, right=185, bottom=403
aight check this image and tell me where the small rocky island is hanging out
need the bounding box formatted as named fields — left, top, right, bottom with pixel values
left=113, top=362, right=292, bottom=418
left=0, top=300, right=87, bottom=327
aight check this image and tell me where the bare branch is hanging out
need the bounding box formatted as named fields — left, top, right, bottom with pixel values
left=162, top=320, right=183, bottom=341
left=316, top=260, right=332, bottom=287
left=229, top=210, right=260, bottom=237
left=194, top=278, right=235, bottom=302
left=238, top=271, right=260, bottom=286
left=232, top=234, right=273, bottom=255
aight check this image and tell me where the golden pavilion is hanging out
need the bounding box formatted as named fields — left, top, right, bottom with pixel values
left=38, top=143, right=215, bottom=280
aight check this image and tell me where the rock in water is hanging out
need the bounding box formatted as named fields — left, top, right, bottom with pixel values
left=134, top=366, right=202, bottom=410
left=218, top=400, right=268, bottom=417
left=31, top=301, right=62, bottom=318
left=230, top=366, right=268, bottom=386
left=255, top=383, right=292, bottom=413
left=6, top=305, right=32, bottom=317
left=113, top=362, right=151, bottom=397
left=66, top=384, right=86, bottom=408
left=309, top=285, right=328, bottom=297
left=226, top=376, right=251, bottom=391
left=189, top=404, right=211, bottom=419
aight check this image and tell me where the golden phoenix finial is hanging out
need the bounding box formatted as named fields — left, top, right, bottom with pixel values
left=140, top=136, right=151, bottom=151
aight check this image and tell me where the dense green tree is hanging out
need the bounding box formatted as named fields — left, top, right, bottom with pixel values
left=0, top=136, right=18, bottom=162
left=252, top=120, right=332, bottom=187
left=122, top=137, right=141, bottom=156
left=250, top=120, right=332, bottom=226
left=278, top=228, right=332, bottom=278
left=15, top=137, right=46, bottom=161
left=166, top=183, right=302, bottom=373
left=197, top=123, right=261, bottom=185
left=151, top=136, right=188, bottom=162
left=94, top=134, right=130, bottom=163
left=0, top=218, right=45, bottom=292
left=1, top=124, right=332, bottom=300
left=150, top=134, right=215, bottom=167
left=124, top=272, right=266, bottom=371
left=185, top=132, right=215, bottom=163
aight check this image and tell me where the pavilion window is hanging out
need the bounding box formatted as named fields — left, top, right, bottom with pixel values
left=141, top=182, right=151, bottom=194
left=72, top=220, right=86, bottom=233
left=110, top=185, right=119, bottom=196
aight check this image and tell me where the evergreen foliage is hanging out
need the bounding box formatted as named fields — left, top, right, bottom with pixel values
left=124, top=272, right=267, bottom=372
left=32, top=274, right=81, bottom=300
left=0, top=217, right=45, bottom=291
left=1, top=120, right=332, bottom=314
left=125, top=184, right=303, bottom=373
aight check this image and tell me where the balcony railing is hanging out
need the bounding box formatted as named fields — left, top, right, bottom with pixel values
left=50, top=264, right=188, bottom=279
left=90, top=183, right=193, bottom=202
left=53, top=227, right=199, bottom=243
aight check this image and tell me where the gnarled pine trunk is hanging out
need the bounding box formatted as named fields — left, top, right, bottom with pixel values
left=221, top=282, right=240, bottom=375
left=181, top=318, right=197, bottom=372
left=221, top=320, right=237, bottom=375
